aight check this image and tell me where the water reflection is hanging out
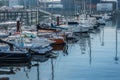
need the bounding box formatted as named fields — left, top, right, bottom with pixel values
left=114, top=16, right=119, bottom=64
left=51, top=59, right=54, bottom=80
left=0, top=62, right=31, bottom=79
left=75, top=33, right=90, bottom=54
left=100, top=27, right=104, bottom=46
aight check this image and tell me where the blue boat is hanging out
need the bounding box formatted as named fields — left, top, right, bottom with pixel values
left=0, top=39, right=31, bottom=63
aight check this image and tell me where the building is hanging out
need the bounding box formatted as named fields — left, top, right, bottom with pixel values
left=7, top=0, right=39, bottom=8
left=61, top=0, right=100, bottom=15
left=101, top=0, right=118, bottom=11
left=18, top=0, right=39, bottom=8
left=0, top=0, right=9, bottom=7
left=9, top=0, right=19, bottom=7
left=61, top=0, right=75, bottom=11
left=39, top=1, right=63, bottom=14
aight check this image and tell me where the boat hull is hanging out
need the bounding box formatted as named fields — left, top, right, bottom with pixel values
left=29, top=46, right=52, bottom=55
left=50, top=38, right=65, bottom=45
left=0, top=52, right=31, bottom=63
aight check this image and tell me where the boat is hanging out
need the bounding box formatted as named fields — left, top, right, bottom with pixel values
left=51, top=23, right=68, bottom=30
left=38, top=31, right=65, bottom=45
left=52, top=44, right=65, bottom=51
left=36, top=23, right=61, bottom=33
left=7, top=32, right=54, bottom=55
left=0, top=51, right=31, bottom=63
left=97, top=18, right=106, bottom=25
left=0, top=32, right=10, bottom=38
left=68, top=21, right=79, bottom=25
left=50, top=35, right=65, bottom=45
left=0, top=39, right=31, bottom=63
left=29, top=46, right=52, bottom=55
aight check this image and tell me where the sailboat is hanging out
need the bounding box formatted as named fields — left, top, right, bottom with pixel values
left=78, top=0, right=94, bottom=32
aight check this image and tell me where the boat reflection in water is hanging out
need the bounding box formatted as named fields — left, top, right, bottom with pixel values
left=114, top=18, right=119, bottom=64
left=0, top=77, right=9, bottom=80
left=0, top=62, right=31, bottom=80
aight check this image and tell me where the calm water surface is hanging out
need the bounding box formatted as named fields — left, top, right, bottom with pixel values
left=0, top=15, right=120, bottom=80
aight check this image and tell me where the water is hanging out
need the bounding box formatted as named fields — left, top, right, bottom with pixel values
left=0, top=15, right=120, bottom=80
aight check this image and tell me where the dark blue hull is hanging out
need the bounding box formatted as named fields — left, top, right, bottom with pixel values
left=0, top=51, right=31, bottom=63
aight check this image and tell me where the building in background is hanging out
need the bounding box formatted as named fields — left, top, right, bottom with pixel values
left=9, top=0, right=19, bottom=7
left=100, top=0, right=117, bottom=11
left=39, top=0, right=63, bottom=14
left=0, top=0, right=9, bottom=7
left=61, top=0, right=100, bottom=15
left=18, top=0, right=39, bottom=8
left=3, top=0, right=39, bottom=8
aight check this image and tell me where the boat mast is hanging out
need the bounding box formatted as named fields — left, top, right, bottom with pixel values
left=51, top=0, right=54, bottom=22
left=84, top=0, right=86, bottom=14
left=90, top=0, right=91, bottom=14
left=37, top=0, right=39, bottom=24
left=116, top=0, right=118, bottom=11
